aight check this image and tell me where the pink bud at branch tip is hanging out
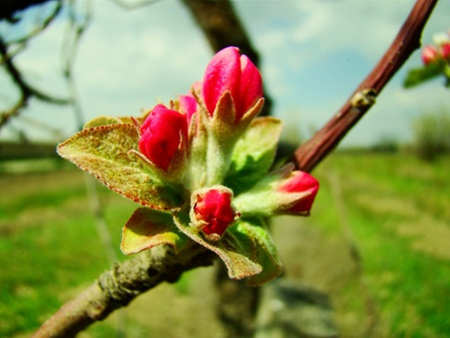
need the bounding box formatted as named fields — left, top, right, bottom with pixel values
left=193, top=188, right=238, bottom=240
left=278, top=171, right=319, bottom=214
left=421, top=45, right=439, bottom=65
left=138, top=104, right=188, bottom=171
left=202, top=46, right=263, bottom=122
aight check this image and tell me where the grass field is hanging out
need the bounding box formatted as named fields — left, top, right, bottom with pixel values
left=0, top=154, right=449, bottom=337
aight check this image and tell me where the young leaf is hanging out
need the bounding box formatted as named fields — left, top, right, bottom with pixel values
left=233, top=219, right=283, bottom=286
left=121, top=208, right=187, bottom=255
left=83, top=116, right=123, bottom=129
left=403, top=62, right=442, bottom=88
left=173, top=213, right=262, bottom=280
left=224, top=117, right=282, bottom=194
left=57, top=124, right=184, bottom=210
left=83, top=115, right=144, bottom=129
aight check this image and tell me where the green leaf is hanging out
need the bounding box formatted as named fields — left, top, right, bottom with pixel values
left=403, top=62, right=443, bottom=88
left=83, top=116, right=123, bottom=129
left=57, top=124, right=184, bottom=210
left=225, top=117, right=283, bottom=195
left=121, top=208, right=187, bottom=255
left=83, top=115, right=143, bottom=129
left=233, top=219, right=283, bottom=286
left=173, top=213, right=263, bottom=280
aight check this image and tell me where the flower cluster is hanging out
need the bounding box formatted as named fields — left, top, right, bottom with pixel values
left=57, top=46, right=319, bottom=285
left=421, top=32, right=450, bottom=65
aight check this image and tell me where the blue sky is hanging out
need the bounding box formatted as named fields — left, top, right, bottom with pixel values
left=0, top=0, right=449, bottom=146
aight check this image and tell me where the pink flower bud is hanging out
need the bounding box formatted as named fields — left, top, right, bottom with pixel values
left=441, top=42, right=450, bottom=60
left=179, top=94, right=197, bottom=125
left=193, top=187, right=238, bottom=240
left=138, top=104, right=188, bottom=171
left=278, top=171, right=319, bottom=214
left=202, top=47, right=263, bottom=122
left=422, top=45, right=439, bottom=65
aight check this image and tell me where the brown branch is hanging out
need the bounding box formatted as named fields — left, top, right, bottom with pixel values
left=33, top=0, right=438, bottom=336
left=293, top=0, right=439, bottom=173
left=33, top=244, right=214, bottom=338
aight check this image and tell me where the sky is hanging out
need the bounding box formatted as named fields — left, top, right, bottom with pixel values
left=0, top=0, right=449, bottom=147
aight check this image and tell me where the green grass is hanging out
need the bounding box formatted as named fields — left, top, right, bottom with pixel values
left=0, top=165, right=138, bottom=336
left=310, top=153, right=450, bottom=337
left=1, top=154, right=449, bottom=337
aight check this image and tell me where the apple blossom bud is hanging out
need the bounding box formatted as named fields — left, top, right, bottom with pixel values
left=138, top=104, right=188, bottom=171
left=422, top=45, right=439, bottom=65
left=233, top=168, right=319, bottom=217
left=277, top=171, right=319, bottom=214
left=191, top=186, right=238, bottom=241
left=441, top=42, right=450, bottom=60
left=179, top=94, right=197, bottom=125
left=202, top=46, right=263, bottom=122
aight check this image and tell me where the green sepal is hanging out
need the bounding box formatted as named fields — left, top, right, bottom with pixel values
left=121, top=208, right=188, bottom=255
left=173, top=213, right=262, bottom=281
left=233, top=165, right=310, bottom=217
left=57, top=124, right=185, bottom=211
left=233, top=218, right=283, bottom=286
left=224, top=117, right=283, bottom=195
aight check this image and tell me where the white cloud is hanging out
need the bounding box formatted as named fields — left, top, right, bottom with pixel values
left=1, top=0, right=449, bottom=145
left=74, top=0, right=210, bottom=116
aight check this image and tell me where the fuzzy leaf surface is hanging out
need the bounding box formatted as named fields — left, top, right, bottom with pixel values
left=233, top=218, right=283, bottom=286
left=225, top=117, right=282, bottom=194
left=57, top=124, right=184, bottom=210
left=121, top=208, right=187, bottom=255
left=173, top=213, right=262, bottom=281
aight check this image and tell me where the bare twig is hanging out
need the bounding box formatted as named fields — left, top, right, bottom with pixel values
left=293, top=0, right=439, bottom=173
left=6, top=0, right=63, bottom=46
left=0, top=0, right=53, bottom=21
left=0, top=36, right=71, bottom=129
left=33, top=0, right=438, bottom=336
left=0, top=1, right=63, bottom=68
